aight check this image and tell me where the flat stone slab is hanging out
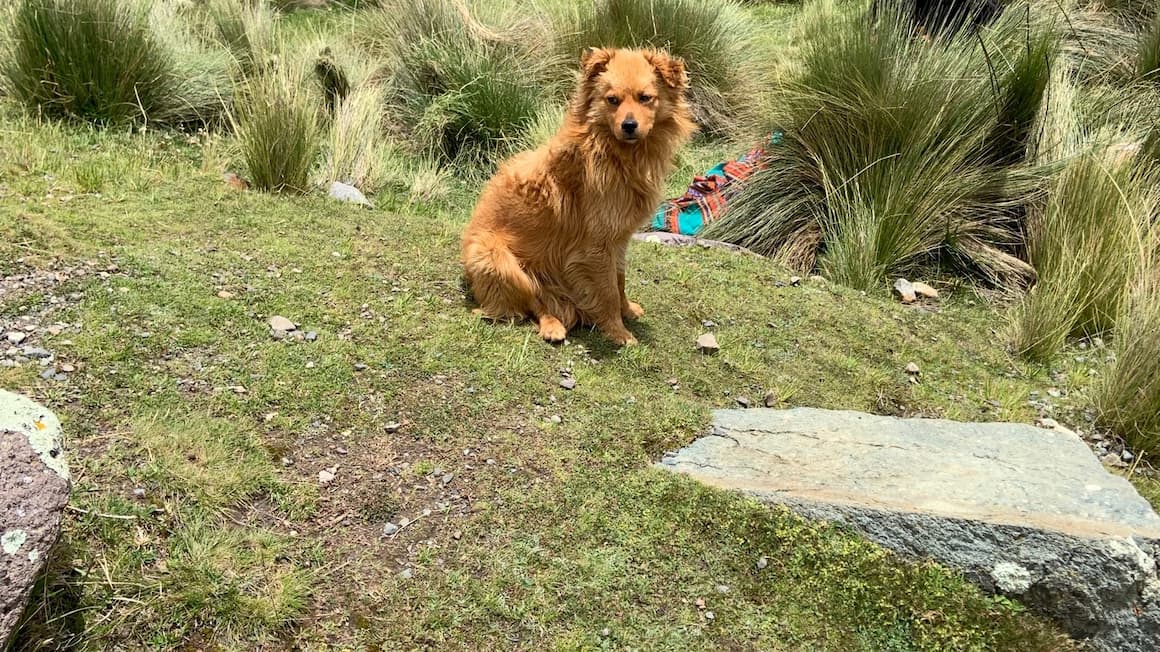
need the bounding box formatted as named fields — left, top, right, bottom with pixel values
left=658, top=408, right=1160, bottom=651
left=2, top=390, right=70, bottom=646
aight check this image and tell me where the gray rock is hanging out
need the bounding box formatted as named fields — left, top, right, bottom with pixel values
left=1, top=391, right=70, bottom=644
left=328, top=181, right=373, bottom=208
left=631, top=232, right=757, bottom=255
left=4, top=332, right=26, bottom=345
left=559, top=378, right=577, bottom=391
left=658, top=408, right=1160, bottom=652
left=893, top=278, right=916, bottom=303
left=20, top=347, right=51, bottom=360
left=383, top=522, right=400, bottom=536
left=735, top=396, right=751, bottom=409
left=305, top=331, right=318, bottom=342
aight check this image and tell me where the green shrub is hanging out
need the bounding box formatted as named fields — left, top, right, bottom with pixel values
left=550, top=0, right=762, bottom=135
left=703, top=1, right=1056, bottom=290
left=233, top=65, right=323, bottom=193
left=359, top=0, right=548, bottom=170
left=1, top=0, right=229, bottom=126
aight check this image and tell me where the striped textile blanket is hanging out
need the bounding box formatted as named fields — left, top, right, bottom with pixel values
left=649, top=131, right=781, bottom=236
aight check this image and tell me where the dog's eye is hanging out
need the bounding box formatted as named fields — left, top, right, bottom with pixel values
left=639, top=93, right=653, bottom=103
left=606, top=96, right=620, bottom=106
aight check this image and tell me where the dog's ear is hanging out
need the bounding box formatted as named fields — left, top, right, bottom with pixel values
left=646, top=50, right=688, bottom=90
left=580, top=47, right=613, bottom=80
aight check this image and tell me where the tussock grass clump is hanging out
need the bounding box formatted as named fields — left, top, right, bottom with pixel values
left=550, top=0, right=762, bottom=135
left=359, top=0, right=549, bottom=170
left=318, top=83, right=392, bottom=190
left=1094, top=271, right=1160, bottom=456
left=1, top=0, right=229, bottom=126
left=1011, top=154, right=1152, bottom=361
left=704, top=1, right=1057, bottom=290
left=233, top=64, right=323, bottom=193
left=193, top=0, right=276, bottom=76
left=1139, top=10, right=1160, bottom=79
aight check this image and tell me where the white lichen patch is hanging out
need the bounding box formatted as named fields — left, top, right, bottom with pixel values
left=28, top=549, right=40, bottom=563
left=991, top=561, right=1033, bottom=593
left=2, top=529, right=29, bottom=555
left=1, top=389, right=69, bottom=479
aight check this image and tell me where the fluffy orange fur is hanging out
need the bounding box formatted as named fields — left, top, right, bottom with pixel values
left=461, top=47, right=696, bottom=346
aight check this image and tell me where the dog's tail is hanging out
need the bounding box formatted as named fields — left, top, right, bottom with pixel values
left=462, top=232, right=538, bottom=315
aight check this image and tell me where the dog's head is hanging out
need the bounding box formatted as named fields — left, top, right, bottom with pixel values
left=572, top=47, right=690, bottom=145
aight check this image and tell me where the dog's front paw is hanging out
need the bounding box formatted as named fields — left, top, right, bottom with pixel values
left=605, top=330, right=639, bottom=347
left=622, top=301, right=644, bottom=320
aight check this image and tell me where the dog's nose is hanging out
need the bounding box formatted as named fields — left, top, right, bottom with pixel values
left=621, top=119, right=638, bottom=135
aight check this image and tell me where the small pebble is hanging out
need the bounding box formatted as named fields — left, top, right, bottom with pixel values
left=399, top=568, right=413, bottom=579
left=354, top=363, right=368, bottom=371
left=132, top=487, right=146, bottom=499
left=789, top=276, right=801, bottom=286
left=757, top=556, right=769, bottom=570
left=704, top=611, right=715, bottom=621
left=716, top=584, right=730, bottom=594
left=305, top=361, right=315, bottom=369
left=305, top=331, right=318, bottom=342
left=441, top=473, right=454, bottom=485
left=549, top=415, right=562, bottom=424
left=560, top=378, right=577, bottom=390
left=735, top=396, right=751, bottom=409
left=318, top=467, right=337, bottom=484
left=601, top=628, right=611, bottom=637
left=1122, top=450, right=1135, bottom=463
left=385, top=422, right=402, bottom=433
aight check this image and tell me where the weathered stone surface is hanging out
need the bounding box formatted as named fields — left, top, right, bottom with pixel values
left=892, top=278, right=916, bottom=303
left=658, top=408, right=1160, bottom=652
left=1, top=390, right=70, bottom=645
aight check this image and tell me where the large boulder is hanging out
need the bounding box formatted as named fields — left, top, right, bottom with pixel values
left=658, top=408, right=1160, bottom=651
left=1, top=390, right=70, bottom=645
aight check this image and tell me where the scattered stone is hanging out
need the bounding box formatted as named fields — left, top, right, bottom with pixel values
left=757, top=556, right=769, bottom=570
left=912, top=282, right=939, bottom=299
left=1122, top=450, right=1135, bottom=463
left=1101, top=453, right=1128, bottom=468
left=660, top=408, right=1160, bottom=652
left=1, top=391, right=70, bottom=643
left=5, top=332, right=26, bottom=345
left=399, top=568, right=413, bottom=579
left=132, top=487, right=146, bottom=499
left=549, top=415, right=562, bottom=424
left=268, top=315, right=296, bottom=332
left=1047, top=388, right=1062, bottom=398
left=631, top=232, right=757, bottom=255
left=305, top=331, right=318, bottom=342
left=701, top=319, right=717, bottom=329
left=354, top=363, right=368, bottom=372
left=600, top=628, right=611, bottom=637
left=452, top=530, right=462, bottom=540
left=789, top=276, right=802, bottom=286
left=905, top=362, right=921, bottom=375
left=893, top=278, right=916, bottom=304
left=216, top=290, right=235, bottom=299
left=383, top=522, right=400, bottom=536
left=763, top=391, right=777, bottom=408
left=735, top=396, right=751, bottom=409
left=704, top=611, right=715, bottom=621
left=336, top=447, right=348, bottom=455
left=328, top=181, right=373, bottom=208
left=715, top=584, right=730, bottom=594
left=385, top=422, right=402, bottom=433
left=38, top=368, right=55, bottom=381
left=318, top=467, right=337, bottom=485
left=441, top=473, right=454, bottom=485
left=21, top=347, right=51, bottom=360
left=559, top=378, right=577, bottom=391
left=223, top=172, right=248, bottom=191
left=59, top=364, right=75, bottom=373
left=305, top=361, right=315, bottom=369
left=694, top=598, right=706, bottom=609
left=271, top=330, right=286, bottom=341
left=696, top=333, right=720, bottom=354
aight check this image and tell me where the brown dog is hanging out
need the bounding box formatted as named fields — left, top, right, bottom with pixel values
left=461, top=47, right=695, bottom=346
